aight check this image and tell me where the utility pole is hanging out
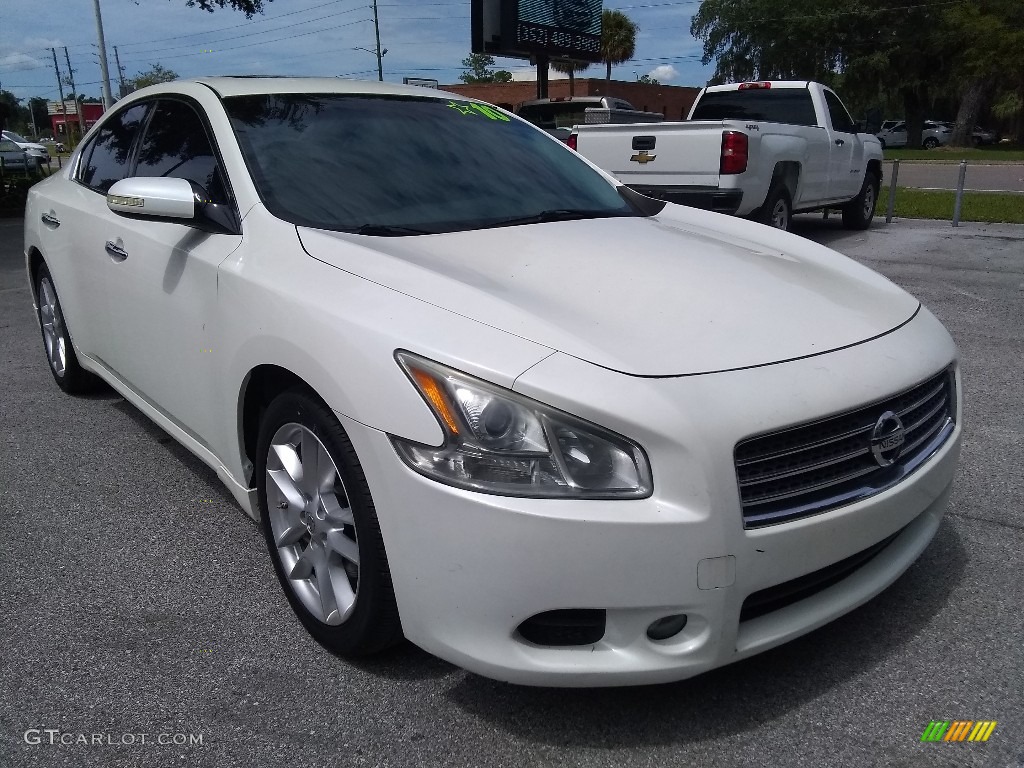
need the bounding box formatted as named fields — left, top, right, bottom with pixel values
left=372, top=0, right=383, bottom=81
left=92, top=0, right=114, bottom=108
left=113, top=46, right=128, bottom=97
left=64, top=47, right=86, bottom=139
left=51, top=48, right=68, bottom=143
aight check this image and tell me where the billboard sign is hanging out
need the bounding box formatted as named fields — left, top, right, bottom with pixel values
left=473, top=0, right=603, bottom=62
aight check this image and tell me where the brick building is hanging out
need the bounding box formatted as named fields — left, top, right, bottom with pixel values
left=441, top=79, right=701, bottom=120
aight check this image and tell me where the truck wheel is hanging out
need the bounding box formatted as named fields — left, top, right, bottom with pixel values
left=758, top=185, right=791, bottom=231
left=841, top=171, right=879, bottom=230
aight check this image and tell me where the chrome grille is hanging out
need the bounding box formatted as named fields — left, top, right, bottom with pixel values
left=735, top=369, right=955, bottom=528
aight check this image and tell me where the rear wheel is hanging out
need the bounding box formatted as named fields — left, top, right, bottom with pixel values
left=923, top=137, right=940, bottom=149
left=256, top=389, right=402, bottom=656
left=842, top=170, right=879, bottom=230
left=35, top=264, right=98, bottom=393
left=757, top=185, right=791, bottom=231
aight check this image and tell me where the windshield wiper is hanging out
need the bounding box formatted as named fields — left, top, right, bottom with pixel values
left=486, top=209, right=621, bottom=228
left=347, top=224, right=436, bottom=236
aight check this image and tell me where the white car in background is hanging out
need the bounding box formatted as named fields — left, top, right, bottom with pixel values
left=2, top=130, right=49, bottom=167
left=875, top=120, right=952, bottom=149
left=24, top=77, right=962, bottom=686
left=0, top=137, right=32, bottom=171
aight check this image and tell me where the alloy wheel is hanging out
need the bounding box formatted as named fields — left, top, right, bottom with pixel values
left=38, top=277, right=66, bottom=376
left=863, top=183, right=876, bottom=220
left=770, top=199, right=788, bottom=229
left=265, top=423, right=360, bottom=625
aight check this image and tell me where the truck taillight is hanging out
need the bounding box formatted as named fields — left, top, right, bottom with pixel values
left=567, top=132, right=578, bottom=151
left=720, top=131, right=748, bottom=174
left=737, top=81, right=772, bottom=90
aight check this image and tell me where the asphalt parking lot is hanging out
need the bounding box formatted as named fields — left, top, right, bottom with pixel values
left=1, top=214, right=1022, bottom=768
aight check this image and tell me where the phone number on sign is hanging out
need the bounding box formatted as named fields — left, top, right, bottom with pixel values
left=516, top=23, right=600, bottom=54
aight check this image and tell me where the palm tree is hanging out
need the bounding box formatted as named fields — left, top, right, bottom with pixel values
left=601, top=9, right=638, bottom=84
left=550, top=58, right=592, bottom=97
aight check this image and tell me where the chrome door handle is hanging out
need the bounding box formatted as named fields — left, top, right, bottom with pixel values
left=105, top=241, right=128, bottom=260
left=41, top=212, right=60, bottom=227
left=834, top=138, right=845, bottom=146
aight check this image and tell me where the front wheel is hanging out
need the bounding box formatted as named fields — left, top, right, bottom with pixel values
left=757, top=185, right=792, bottom=231
left=256, top=390, right=402, bottom=656
left=841, top=171, right=879, bottom=230
left=923, top=137, right=940, bottom=149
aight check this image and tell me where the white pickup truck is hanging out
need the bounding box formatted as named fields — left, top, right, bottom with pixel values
left=568, top=81, right=884, bottom=231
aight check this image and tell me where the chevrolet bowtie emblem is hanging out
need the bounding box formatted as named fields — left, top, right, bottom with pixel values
left=630, top=150, right=657, bottom=164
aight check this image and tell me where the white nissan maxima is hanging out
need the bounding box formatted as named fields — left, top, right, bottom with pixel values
left=25, top=78, right=962, bottom=686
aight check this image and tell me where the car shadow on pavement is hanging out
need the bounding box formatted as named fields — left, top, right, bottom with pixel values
left=110, top=397, right=239, bottom=508
left=441, top=522, right=968, bottom=748
left=789, top=215, right=884, bottom=249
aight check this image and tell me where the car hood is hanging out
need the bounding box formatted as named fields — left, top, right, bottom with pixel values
left=297, top=212, right=918, bottom=376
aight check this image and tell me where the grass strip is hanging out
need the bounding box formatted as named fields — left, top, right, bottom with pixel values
left=884, top=146, right=1024, bottom=163
left=875, top=187, right=1024, bottom=224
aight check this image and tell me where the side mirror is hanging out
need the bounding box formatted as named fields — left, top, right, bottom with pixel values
left=106, top=177, right=239, bottom=235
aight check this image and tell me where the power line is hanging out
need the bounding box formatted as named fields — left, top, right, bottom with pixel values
left=97, top=0, right=354, bottom=49
left=115, top=18, right=371, bottom=65
left=118, top=6, right=366, bottom=57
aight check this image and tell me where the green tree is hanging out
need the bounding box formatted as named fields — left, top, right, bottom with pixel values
left=690, top=0, right=950, bottom=147
left=28, top=98, right=49, bottom=136
left=600, top=9, right=638, bottom=83
left=183, top=0, right=271, bottom=17
left=942, top=0, right=1024, bottom=146
left=551, top=58, right=592, bottom=96
left=0, top=91, right=23, bottom=133
left=459, top=53, right=512, bottom=84
left=129, top=63, right=180, bottom=92
left=636, top=74, right=659, bottom=85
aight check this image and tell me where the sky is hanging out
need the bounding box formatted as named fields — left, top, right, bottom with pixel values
left=0, top=0, right=715, bottom=105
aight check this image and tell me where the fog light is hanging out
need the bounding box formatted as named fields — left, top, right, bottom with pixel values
left=646, top=614, right=688, bottom=641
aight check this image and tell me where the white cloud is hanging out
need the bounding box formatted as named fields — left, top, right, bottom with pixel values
left=0, top=51, right=48, bottom=71
left=648, top=64, right=679, bottom=83
left=23, top=37, right=65, bottom=50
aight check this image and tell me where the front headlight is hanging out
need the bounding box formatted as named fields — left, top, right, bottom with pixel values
left=390, top=352, right=652, bottom=499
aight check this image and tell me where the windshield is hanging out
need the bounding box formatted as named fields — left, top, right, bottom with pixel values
left=223, top=94, right=635, bottom=235
left=4, top=131, right=29, bottom=143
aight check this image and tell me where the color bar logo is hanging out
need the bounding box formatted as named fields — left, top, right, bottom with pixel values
left=921, top=720, right=997, bottom=742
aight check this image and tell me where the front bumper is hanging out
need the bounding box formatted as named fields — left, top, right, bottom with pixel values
left=341, top=307, right=961, bottom=686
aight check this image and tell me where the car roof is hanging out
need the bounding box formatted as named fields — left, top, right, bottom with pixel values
left=187, top=76, right=453, bottom=100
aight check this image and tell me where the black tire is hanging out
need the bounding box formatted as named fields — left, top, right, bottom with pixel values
left=923, top=137, right=939, bottom=149
left=35, top=264, right=99, bottom=394
left=255, top=389, right=402, bottom=656
left=757, top=184, right=792, bottom=231
left=842, top=170, right=879, bottom=230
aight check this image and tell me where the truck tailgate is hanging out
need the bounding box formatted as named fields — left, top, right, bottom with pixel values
left=573, top=121, right=730, bottom=187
